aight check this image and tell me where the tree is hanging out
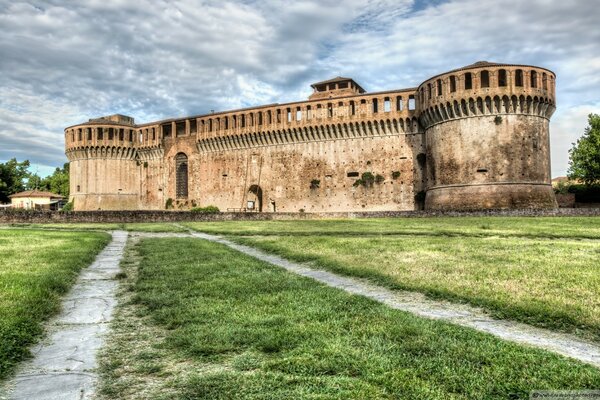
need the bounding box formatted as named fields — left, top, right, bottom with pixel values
left=44, top=163, right=70, bottom=197
left=567, top=114, right=600, bottom=185
left=0, top=159, right=31, bottom=203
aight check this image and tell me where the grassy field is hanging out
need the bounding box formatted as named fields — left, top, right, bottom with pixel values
left=1, top=222, right=188, bottom=232
left=0, top=229, right=110, bottom=380
left=184, top=217, right=600, bottom=340
left=98, top=238, right=600, bottom=400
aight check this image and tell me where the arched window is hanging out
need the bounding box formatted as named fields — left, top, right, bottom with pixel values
left=530, top=71, right=538, bottom=88
left=480, top=70, right=490, bottom=88
left=427, top=83, right=432, bottom=99
left=449, top=76, right=457, bottom=92
left=175, top=153, right=188, bottom=199
left=437, top=79, right=442, bottom=96
left=464, top=73, right=472, bottom=90
left=498, top=69, right=507, bottom=87
left=542, top=73, right=548, bottom=90
left=515, top=69, right=523, bottom=87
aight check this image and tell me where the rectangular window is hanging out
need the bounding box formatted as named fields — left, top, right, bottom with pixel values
left=296, top=108, right=302, bottom=121
left=328, top=103, right=333, bottom=117
left=408, top=95, right=415, bottom=110
left=277, top=109, right=281, bottom=123
left=307, top=105, right=312, bottom=120
left=350, top=101, right=356, bottom=115
left=384, top=97, right=391, bottom=112
left=372, top=98, right=378, bottom=113
left=176, top=122, right=185, bottom=136
left=97, top=128, right=103, bottom=140
left=287, top=108, right=292, bottom=122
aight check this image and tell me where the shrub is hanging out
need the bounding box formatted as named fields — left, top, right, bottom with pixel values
left=190, top=205, right=220, bottom=214
left=375, top=174, right=385, bottom=184
left=310, top=179, right=320, bottom=189
left=61, top=201, right=74, bottom=212
left=165, top=198, right=174, bottom=209
left=566, top=184, right=600, bottom=203
left=361, top=172, right=375, bottom=188
left=392, top=171, right=401, bottom=180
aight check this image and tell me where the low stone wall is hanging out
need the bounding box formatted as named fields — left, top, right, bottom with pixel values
left=1, top=208, right=600, bottom=224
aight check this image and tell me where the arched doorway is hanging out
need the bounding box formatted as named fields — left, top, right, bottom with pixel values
left=247, top=184, right=262, bottom=212
left=175, top=153, right=188, bottom=198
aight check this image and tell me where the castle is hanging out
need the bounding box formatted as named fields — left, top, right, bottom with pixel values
left=64, top=61, right=557, bottom=212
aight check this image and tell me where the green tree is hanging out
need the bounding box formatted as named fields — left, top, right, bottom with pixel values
left=0, top=159, right=31, bottom=203
left=567, top=114, right=600, bottom=185
left=44, top=163, right=70, bottom=197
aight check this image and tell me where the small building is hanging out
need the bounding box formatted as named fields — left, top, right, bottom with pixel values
left=9, top=190, right=65, bottom=211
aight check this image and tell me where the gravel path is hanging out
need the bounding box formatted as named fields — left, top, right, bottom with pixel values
left=1, top=231, right=128, bottom=400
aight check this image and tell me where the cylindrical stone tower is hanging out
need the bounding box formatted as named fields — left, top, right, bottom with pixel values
left=417, top=61, right=557, bottom=209
left=64, top=115, right=140, bottom=210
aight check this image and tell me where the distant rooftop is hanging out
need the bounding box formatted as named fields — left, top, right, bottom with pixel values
left=89, top=114, right=135, bottom=125
left=309, top=77, right=366, bottom=100
left=9, top=190, right=64, bottom=199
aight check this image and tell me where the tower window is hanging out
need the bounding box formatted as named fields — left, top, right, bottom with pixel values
left=480, top=70, right=490, bottom=88
left=464, top=73, right=472, bottom=90
left=515, top=69, right=523, bottom=87
left=498, top=69, right=507, bottom=87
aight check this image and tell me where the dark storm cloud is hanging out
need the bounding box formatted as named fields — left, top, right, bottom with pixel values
left=0, top=0, right=599, bottom=176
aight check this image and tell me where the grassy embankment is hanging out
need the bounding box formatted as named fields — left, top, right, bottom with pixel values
left=184, top=217, right=600, bottom=340
left=98, top=237, right=600, bottom=399
left=0, top=229, right=110, bottom=380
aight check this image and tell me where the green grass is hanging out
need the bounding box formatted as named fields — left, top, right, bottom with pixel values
left=2, top=222, right=188, bottom=233
left=98, top=238, right=600, bottom=400
left=0, top=229, right=110, bottom=380
left=183, top=216, right=600, bottom=240
left=183, top=217, right=600, bottom=340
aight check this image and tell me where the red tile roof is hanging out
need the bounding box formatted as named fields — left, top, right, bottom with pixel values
left=9, top=190, right=64, bottom=199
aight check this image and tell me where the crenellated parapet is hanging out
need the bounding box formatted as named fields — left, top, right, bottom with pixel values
left=196, top=116, right=420, bottom=152
left=417, top=62, right=555, bottom=129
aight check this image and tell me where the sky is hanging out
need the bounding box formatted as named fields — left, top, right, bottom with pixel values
left=1, top=0, right=599, bottom=178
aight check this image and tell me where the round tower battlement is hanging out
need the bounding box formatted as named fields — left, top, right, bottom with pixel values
left=416, top=62, right=557, bottom=210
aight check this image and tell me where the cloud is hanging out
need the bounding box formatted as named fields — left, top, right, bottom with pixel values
left=0, top=0, right=599, bottom=177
